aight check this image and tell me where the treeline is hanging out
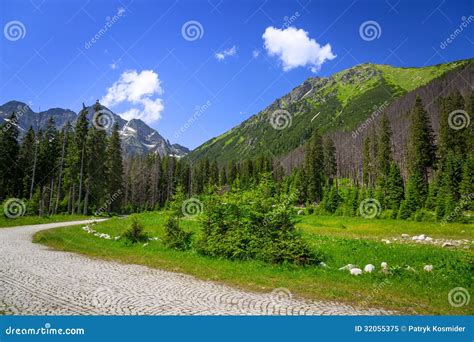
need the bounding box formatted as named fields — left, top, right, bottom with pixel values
left=285, top=91, right=473, bottom=221
left=0, top=92, right=472, bottom=222
left=0, top=101, right=123, bottom=215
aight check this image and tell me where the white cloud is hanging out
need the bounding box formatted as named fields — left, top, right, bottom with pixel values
left=262, top=26, right=336, bottom=72
left=101, top=69, right=164, bottom=124
left=215, top=45, right=237, bottom=61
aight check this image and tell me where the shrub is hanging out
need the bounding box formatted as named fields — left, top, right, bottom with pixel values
left=123, top=217, right=148, bottom=243
left=197, top=175, right=321, bottom=266
left=163, top=217, right=193, bottom=250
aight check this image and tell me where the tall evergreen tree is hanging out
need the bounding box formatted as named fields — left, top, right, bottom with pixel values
left=323, top=136, right=337, bottom=185
left=105, top=123, right=124, bottom=213
left=0, top=112, right=21, bottom=199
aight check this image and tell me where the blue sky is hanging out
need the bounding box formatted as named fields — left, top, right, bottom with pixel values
left=0, top=0, right=472, bottom=149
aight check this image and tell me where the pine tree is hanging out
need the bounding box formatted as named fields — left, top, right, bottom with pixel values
left=323, top=136, right=337, bottom=185
left=105, top=123, right=124, bottom=213
left=385, top=163, right=404, bottom=215
left=305, top=131, right=324, bottom=203
left=0, top=112, right=21, bottom=199
left=403, top=96, right=436, bottom=212
left=18, top=127, right=36, bottom=198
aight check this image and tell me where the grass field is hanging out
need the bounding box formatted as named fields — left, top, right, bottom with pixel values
left=0, top=214, right=91, bottom=228
left=33, top=213, right=473, bottom=315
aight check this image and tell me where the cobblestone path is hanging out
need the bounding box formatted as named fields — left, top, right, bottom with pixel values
left=0, top=220, right=395, bottom=315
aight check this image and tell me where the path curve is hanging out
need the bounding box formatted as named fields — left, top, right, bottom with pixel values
left=0, top=220, right=395, bottom=315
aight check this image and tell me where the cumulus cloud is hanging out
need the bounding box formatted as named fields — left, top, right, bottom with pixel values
left=215, top=45, right=237, bottom=61
left=101, top=69, right=164, bottom=124
left=262, top=26, right=336, bottom=72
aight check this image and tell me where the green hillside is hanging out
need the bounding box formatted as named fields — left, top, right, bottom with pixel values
left=188, top=59, right=470, bottom=164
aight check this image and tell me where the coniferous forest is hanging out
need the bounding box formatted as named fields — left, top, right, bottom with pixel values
left=1, top=91, right=472, bottom=223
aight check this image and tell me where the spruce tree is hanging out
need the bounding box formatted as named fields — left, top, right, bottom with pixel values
left=0, top=112, right=20, bottom=199
left=323, top=136, right=337, bottom=186
left=105, top=123, right=124, bottom=213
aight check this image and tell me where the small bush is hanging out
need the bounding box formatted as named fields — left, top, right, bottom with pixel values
left=123, top=217, right=148, bottom=243
left=197, top=175, right=321, bottom=266
left=163, top=217, right=193, bottom=250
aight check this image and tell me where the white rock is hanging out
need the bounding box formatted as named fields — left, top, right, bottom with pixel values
left=442, top=242, right=454, bottom=248
left=319, top=262, right=328, bottom=268
left=381, top=239, right=391, bottom=244
left=364, top=264, right=375, bottom=273
left=401, top=234, right=409, bottom=239
left=425, top=236, right=433, bottom=242
left=338, top=264, right=355, bottom=271
left=143, top=243, right=149, bottom=247
left=406, top=266, right=416, bottom=273
left=380, top=262, right=388, bottom=269
left=350, top=268, right=363, bottom=276
left=297, top=209, right=305, bottom=215
left=423, top=265, right=433, bottom=272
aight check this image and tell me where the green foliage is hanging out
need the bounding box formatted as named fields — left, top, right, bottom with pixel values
left=163, top=217, right=193, bottom=250
left=197, top=178, right=320, bottom=266
left=123, top=217, right=149, bottom=243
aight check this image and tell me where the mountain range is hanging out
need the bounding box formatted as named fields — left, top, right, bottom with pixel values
left=1, top=58, right=472, bottom=169
left=187, top=58, right=473, bottom=175
left=0, top=101, right=189, bottom=157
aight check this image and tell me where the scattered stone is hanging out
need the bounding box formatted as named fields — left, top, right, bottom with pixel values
left=401, top=234, right=409, bottom=239
left=338, top=264, right=355, bottom=271
left=350, top=268, right=363, bottom=276
left=406, top=266, right=416, bottom=273
left=364, top=264, right=375, bottom=273
left=423, top=265, right=433, bottom=272
left=297, top=210, right=305, bottom=215
left=319, top=262, right=328, bottom=268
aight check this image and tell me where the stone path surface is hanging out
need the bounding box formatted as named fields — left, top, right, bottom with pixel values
left=0, top=220, right=395, bottom=315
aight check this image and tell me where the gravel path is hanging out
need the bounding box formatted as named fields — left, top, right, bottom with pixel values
left=0, top=220, right=395, bottom=315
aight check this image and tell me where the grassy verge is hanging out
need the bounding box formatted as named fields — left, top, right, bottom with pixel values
left=0, top=214, right=92, bottom=228
left=33, top=213, right=473, bottom=315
